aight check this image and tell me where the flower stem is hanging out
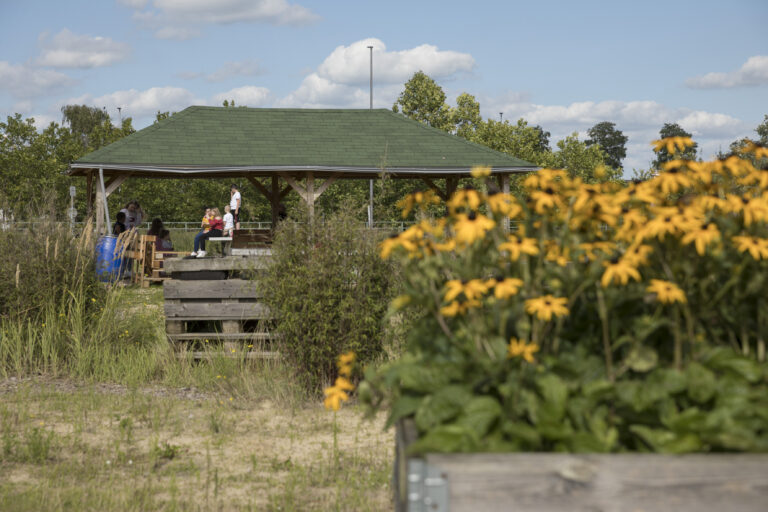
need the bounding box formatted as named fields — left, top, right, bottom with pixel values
left=596, top=286, right=614, bottom=382
left=672, top=307, right=683, bottom=371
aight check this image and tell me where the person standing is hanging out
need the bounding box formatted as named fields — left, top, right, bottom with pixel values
left=119, top=201, right=144, bottom=230
left=230, top=184, right=241, bottom=231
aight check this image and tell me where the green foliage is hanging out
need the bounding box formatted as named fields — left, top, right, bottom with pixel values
left=392, top=71, right=454, bottom=131
left=543, top=133, right=618, bottom=182
left=262, top=208, right=398, bottom=392
left=653, top=123, right=698, bottom=168
left=586, top=121, right=628, bottom=170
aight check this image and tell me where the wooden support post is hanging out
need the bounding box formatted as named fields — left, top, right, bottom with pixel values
left=306, top=172, right=315, bottom=219
left=86, top=172, right=93, bottom=218
left=420, top=177, right=447, bottom=201
left=271, top=175, right=279, bottom=230
left=446, top=176, right=459, bottom=199
left=95, top=189, right=104, bottom=235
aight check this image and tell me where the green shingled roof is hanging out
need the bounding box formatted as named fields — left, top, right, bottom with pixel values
left=70, top=107, right=535, bottom=177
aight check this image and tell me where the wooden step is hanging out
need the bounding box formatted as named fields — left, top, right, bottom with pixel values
left=175, top=351, right=280, bottom=360
left=164, top=302, right=271, bottom=320
left=167, top=332, right=279, bottom=342
left=164, top=279, right=262, bottom=300
left=164, top=256, right=268, bottom=273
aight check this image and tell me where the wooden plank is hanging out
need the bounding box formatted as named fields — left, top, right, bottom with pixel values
left=163, top=279, right=262, bottom=300
left=175, top=351, right=280, bottom=360
left=419, top=453, right=768, bottom=512
left=164, top=256, right=268, bottom=273
left=231, top=248, right=271, bottom=257
left=167, top=332, right=278, bottom=342
left=164, top=302, right=271, bottom=319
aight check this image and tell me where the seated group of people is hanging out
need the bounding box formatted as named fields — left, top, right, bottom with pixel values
left=190, top=205, right=235, bottom=258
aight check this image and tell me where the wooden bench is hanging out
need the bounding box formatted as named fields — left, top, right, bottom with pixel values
left=206, top=236, right=233, bottom=256
left=231, top=229, right=272, bottom=256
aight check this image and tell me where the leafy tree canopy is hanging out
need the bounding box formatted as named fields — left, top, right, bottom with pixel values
left=392, top=71, right=454, bottom=131
left=586, top=121, right=628, bottom=170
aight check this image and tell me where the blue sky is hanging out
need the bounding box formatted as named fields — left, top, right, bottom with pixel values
left=1, top=0, right=767, bottom=171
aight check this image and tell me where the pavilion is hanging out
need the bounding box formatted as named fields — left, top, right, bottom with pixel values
left=68, top=106, right=537, bottom=232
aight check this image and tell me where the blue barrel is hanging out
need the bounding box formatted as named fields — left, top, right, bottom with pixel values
left=95, top=235, right=123, bottom=282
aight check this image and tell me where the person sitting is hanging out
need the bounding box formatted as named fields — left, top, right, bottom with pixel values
left=223, top=205, right=234, bottom=237
left=194, top=208, right=223, bottom=258
left=191, top=207, right=212, bottom=257
left=147, top=218, right=164, bottom=237
left=157, top=229, right=174, bottom=251
left=112, top=211, right=127, bottom=235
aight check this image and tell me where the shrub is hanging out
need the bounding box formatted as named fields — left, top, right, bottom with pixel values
left=262, top=208, right=398, bottom=392
left=361, top=142, right=768, bottom=454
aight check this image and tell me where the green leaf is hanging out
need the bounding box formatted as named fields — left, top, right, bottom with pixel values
left=686, top=362, right=716, bottom=404
left=704, top=348, right=762, bottom=383
left=535, top=373, right=568, bottom=423
left=414, top=385, right=471, bottom=431
left=384, top=395, right=423, bottom=429
left=406, top=424, right=477, bottom=454
left=625, top=345, right=658, bottom=373
left=457, top=397, right=502, bottom=438
left=630, top=425, right=702, bottom=453
left=501, top=421, right=542, bottom=449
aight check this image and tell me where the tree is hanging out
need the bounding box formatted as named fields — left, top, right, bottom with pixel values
left=60, top=105, right=109, bottom=148
left=756, top=114, right=768, bottom=145
left=392, top=71, right=454, bottom=132
left=532, top=125, right=551, bottom=153
left=653, top=123, right=698, bottom=168
left=541, top=133, right=616, bottom=183
left=473, top=118, right=551, bottom=166
left=585, top=121, right=628, bottom=170
left=452, top=93, right=482, bottom=140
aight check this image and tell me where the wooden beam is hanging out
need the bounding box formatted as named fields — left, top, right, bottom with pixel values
left=278, top=173, right=308, bottom=200
left=306, top=172, right=315, bottom=219
left=279, top=185, right=292, bottom=200
left=104, top=174, right=129, bottom=197
left=86, top=172, right=93, bottom=218
left=420, top=177, right=447, bottom=201
left=247, top=176, right=272, bottom=202
left=270, top=175, right=279, bottom=229
left=313, top=173, right=341, bottom=200
left=501, top=173, right=510, bottom=232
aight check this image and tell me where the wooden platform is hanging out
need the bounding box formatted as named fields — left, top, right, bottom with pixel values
left=162, top=258, right=278, bottom=359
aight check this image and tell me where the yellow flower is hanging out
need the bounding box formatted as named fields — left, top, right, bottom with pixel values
left=681, top=222, right=720, bottom=255
left=646, top=279, right=686, bottom=304
left=651, top=136, right=695, bottom=154
left=742, top=141, right=768, bottom=160
left=507, top=337, right=540, bottom=363
left=652, top=165, right=692, bottom=195
left=498, top=236, right=539, bottom=261
left=486, top=192, right=521, bottom=217
left=323, top=387, right=349, bottom=412
left=440, top=300, right=481, bottom=317
left=544, top=242, right=569, bottom=267
left=333, top=377, right=355, bottom=392
left=637, top=213, right=682, bottom=241
left=379, top=233, right=418, bottom=259
left=390, top=294, right=411, bottom=311
left=529, top=187, right=563, bottom=214
left=430, top=239, right=456, bottom=252
left=470, top=166, right=492, bottom=177
left=397, top=190, right=440, bottom=218
left=524, top=295, right=569, bottom=321
left=725, top=194, right=768, bottom=226
left=732, top=235, right=768, bottom=260
left=453, top=212, right=495, bottom=245
left=486, top=277, right=524, bottom=299
left=444, top=279, right=489, bottom=302
left=623, top=243, right=653, bottom=267
left=448, top=187, right=483, bottom=212
left=601, top=258, right=642, bottom=287
left=338, top=351, right=356, bottom=367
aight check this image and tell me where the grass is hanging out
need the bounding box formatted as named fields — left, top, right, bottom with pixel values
left=0, top=285, right=395, bottom=511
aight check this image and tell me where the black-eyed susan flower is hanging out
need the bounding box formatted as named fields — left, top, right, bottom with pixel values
left=725, top=194, right=768, bottom=226
left=652, top=166, right=693, bottom=195
left=530, top=187, right=563, bottom=214
left=470, top=165, right=492, bottom=177
left=544, top=242, right=570, bottom=267
left=453, top=212, right=495, bottom=245
left=486, top=191, right=521, bottom=217
left=652, top=136, right=695, bottom=155
left=732, top=235, right=768, bottom=260
left=524, top=295, right=569, bottom=321
left=601, top=258, right=642, bottom=287
left=486, top=277, right=524, bottom=299
left=681, top=222, right=720, bottom=255
left=444, top=279, right=489, bottom=302
left=507, top=337, right=539, bottom=363
left=623, top=243, right=654, bottom=267
left=397, top=190, right=440, bottom=218
left=742, top=141, right=768, bottom=160
left=323, top=386, right=349, bottom=411
left=646, top=279, right=686, bottom=304
left=379, top=233, right=417, bottom=259
left=498, top=235, right=539, bottom=261
left=440, top=299, right=481, bottom=317
left=448, top=187, right=483, bottom=212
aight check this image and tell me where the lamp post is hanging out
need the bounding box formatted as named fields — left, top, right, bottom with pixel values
left=368, top=45, right=374, bottom=227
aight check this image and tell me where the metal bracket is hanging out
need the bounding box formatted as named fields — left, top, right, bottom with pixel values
left=407, top=458, right=449, bottom=512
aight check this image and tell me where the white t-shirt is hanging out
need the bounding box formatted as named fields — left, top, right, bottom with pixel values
left=223, top=212, right=234, bottom=231
left=120, top=208, right=142, bottom=230
left=230, top=191, right=241, bottom=211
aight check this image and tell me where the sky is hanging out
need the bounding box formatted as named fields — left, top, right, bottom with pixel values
left=1, top=0, right=767, bottom=173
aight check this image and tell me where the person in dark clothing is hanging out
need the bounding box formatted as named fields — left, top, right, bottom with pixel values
left=112, top=211, right=126, bottom=235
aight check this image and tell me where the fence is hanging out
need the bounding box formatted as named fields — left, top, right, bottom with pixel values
left=2, top=220, right=417, bottom=233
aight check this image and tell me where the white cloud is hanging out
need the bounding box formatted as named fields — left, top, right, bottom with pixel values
left=36, top=29, right=131, bottom=69
left=278, top=38, right=475, bottom=108
left=686, top=55, right=768, bottom=89
left=0, top=61, right=74, bottom=98
left=178, top=60, right=262, bottom=82
left=128, top=0, right=319, bottom=38
left=484, top=95, right=749, bottom=172
left=212, top=86, right=270, bottom=106
left=317, top=38, right=475, bottom=85
left=65, top=86, right=204, bottom=119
